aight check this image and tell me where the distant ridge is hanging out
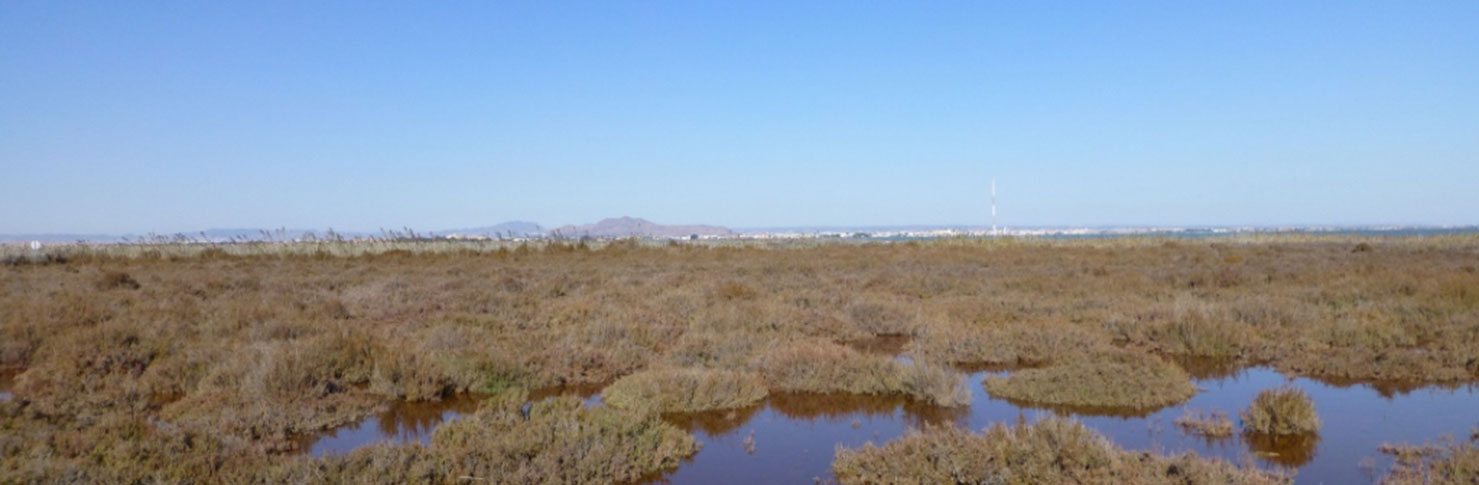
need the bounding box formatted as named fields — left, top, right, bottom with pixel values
left=434, top=221, right=544, bottom=238
left=0, top=233, right=119, bottom=243
left=550, top=217, right=733, bottom=238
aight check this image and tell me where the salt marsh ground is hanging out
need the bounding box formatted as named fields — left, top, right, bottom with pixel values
left=1, top=235, right=1476, bottom=483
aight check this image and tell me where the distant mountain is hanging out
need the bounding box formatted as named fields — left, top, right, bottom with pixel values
left=434, top=221, right=544, bottom=238
left=550, top=217, right=733, bottom=238
left=0, top=233, right=119, bottom=244
left=198, top=228, right=347, bottom=241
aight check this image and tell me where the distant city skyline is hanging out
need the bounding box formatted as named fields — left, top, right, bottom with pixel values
left=3, top=2, right=1476, bottom=234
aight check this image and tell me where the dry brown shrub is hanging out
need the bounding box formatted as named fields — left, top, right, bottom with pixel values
left=1379, top=431, right=1479, bottom=485
left=369, top=346, right=456, bottom=401
left=983, top=351, right=1195, bottom=410
left=95, top=270, right=141, bottom=290
left=911, top=320, right=1110, bottom=366
left=844, top=299, right=920, bottom=336
left=833, top=417, right=1288, bottom=484
left=254, top=391, right=698, bottom=484
left=1175, top=409, right=1235, bottom=438
left=603, top=367, right=767, bottom=412
left=757, top=340, right=968, bottom=406
left=1149, top=297, right=1254, bottom=358
left=663, top=331, right=772, bottom=369
left=1241, top=386, right=1321, bottom=435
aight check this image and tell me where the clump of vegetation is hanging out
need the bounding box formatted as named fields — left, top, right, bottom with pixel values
left=910, top=321, right=1110, bottom=366
left=95, top=270, right=141, bottom=290
left=1241, top=387, right=1321, bottom=435
left=0, top=389, right=698, bottom=484
left=982, top=351, right=1195, bottom=410
left=603, top=367, right=767, bottom=412
left=832, top=417, right=1289, bottom=484
left=1379, top=430, right=1479, bottom=484
left=758, top=340, right=969, bottom=406
left=1175, top=409, right=1235, bottom=438
left=267, top=391, right=699, bottom=484
left=1151, top=297, right=1254, bottom=358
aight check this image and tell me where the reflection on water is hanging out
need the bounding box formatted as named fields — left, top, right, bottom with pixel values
left=300, top=362, right=1479, bottom=484
left=663, top=405, right=765, bottom=436
left=304, top=394, right=481, bottom=457
left=1304, top=374, right=1473, bottom=399
left=987, top=395, right=1164, bottom=419
left=1245, top=432, right=1321, bottom=468
left=527, top=380, right=607, bottom=405
left=1164, top=355, right=1248, bottom=381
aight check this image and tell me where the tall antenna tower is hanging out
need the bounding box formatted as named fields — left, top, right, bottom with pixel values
left=991, top=178, right=998, bottom=237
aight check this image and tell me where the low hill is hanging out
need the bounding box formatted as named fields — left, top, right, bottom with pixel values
left=434, top=221, right=544, bottom=238
left=551, top=217, right=733, bottom=238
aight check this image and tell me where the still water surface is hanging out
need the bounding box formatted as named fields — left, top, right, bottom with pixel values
left=304, top=361, right=1479, bottom=484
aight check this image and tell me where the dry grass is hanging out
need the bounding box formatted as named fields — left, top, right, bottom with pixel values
left=270, top=391, right=697, bottom=484
left=1380, top=430, right=1479, bottom=484
left=757, top=340, right=970, bottom=406
left=1241, top=387, right=1321, bottom=435
left=602, top=367, right=768, bottom=412
left=982, top=351, right=1196, bottom=410
left=1175, top=409, right=1235, bottom=438
left=832, top=417, right=1289, bottom=484
left=910, top=321, right=1111, bottom=366
left=1, top=236, right=1476, bottom=481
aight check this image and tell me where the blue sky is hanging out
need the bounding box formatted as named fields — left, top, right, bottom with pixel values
left=2, top=2, right=1476, bottom=233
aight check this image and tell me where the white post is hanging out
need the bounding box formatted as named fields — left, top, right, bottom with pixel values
left=991, top=178, right=998, bottom=237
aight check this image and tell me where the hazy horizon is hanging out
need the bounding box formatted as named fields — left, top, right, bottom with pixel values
left=5, top=218, right=1477, bottom=240
left=4, top=3, right=1476, bottom=234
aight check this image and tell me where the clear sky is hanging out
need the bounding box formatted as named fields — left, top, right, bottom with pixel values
left=2, top=2, right=1476, bottom=233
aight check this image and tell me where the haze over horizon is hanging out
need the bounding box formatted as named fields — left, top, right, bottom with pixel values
left=3, top=2, right=1476, bottom=234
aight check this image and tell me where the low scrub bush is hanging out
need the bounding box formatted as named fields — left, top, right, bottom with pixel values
left=603, top=367, right=768, bottom=412
left=263, top=390, right=699, bottom=484
left=983, top=351, right=1195, bottom=410
left=758, top=340, right=968, bottom=406
left=1175, top=409, right=1234, bottom=438
left=833, top=417, right=1289, bottom=484
left=1380, top=431, right=1479, bottom=484
left=95, top=270, right=141, bottom=290
left=1150, top=298, right=1254, bottom=358
left=1241, top=387, right=1321, bottom=435
left=910, top=321, right=1109, bottom=366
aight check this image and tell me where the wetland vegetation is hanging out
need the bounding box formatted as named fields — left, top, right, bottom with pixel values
left=1241, top=387, right=1322, bottom=436
left=832, top=417, right=1291, bottom=484
left=1, top=235, right=1477, bottom=483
